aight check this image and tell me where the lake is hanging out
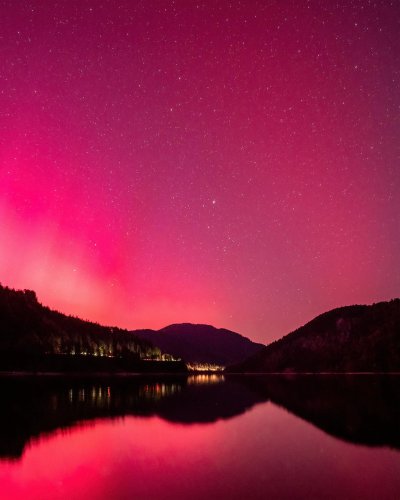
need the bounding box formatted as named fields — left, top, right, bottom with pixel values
left=0, top=374, right=399, bottom=499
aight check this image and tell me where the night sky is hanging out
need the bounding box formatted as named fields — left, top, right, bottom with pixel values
left=1, top=1, right=399, bottom=343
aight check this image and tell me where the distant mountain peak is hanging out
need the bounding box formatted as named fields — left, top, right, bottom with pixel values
left=132, top=323, right=264, bottom=366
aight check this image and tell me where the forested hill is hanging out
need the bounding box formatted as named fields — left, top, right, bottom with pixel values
left=132, top=323, right=264, bottom=366
left=0, top=284, right=162, bottom=362
left=227, top=299, right=400, bottom=373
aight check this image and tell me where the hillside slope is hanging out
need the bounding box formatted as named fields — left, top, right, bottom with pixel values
left=227, top=299, right=400, bottom=372
left=0, top=284, right=162, bottom=364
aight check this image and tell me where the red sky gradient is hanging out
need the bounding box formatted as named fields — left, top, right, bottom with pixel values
left=1, top=1, right=399, bottom=343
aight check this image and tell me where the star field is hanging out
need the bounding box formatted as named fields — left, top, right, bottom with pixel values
left=1, top=0, right=399, bottom=342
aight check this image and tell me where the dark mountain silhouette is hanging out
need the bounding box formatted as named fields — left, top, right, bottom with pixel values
left=0, top=283, right=186, bottom=372
left=132, top=323, right=264, bottom=366
left=227, top=299, right=400, bottom=373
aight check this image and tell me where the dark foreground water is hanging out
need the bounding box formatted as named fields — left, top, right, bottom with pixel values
left=0, top=374, right=399, bottom=500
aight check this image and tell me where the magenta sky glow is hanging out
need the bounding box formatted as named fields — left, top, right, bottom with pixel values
left=1, top=1, right=399, bottom=343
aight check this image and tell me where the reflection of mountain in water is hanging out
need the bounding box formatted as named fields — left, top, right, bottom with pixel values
left=0, top=374, right=263, bottom=459
left=0, top=374, right=399, bottom=459
left=248, top=375, right=400, bottom=449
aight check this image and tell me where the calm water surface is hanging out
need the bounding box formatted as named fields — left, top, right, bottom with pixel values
left=0, top=374, right=399, bottom=500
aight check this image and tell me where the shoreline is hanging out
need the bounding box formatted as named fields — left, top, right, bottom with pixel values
left=0, top=370, right=400, bottom=377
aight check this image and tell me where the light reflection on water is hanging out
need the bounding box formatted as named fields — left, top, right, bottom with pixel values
left=187, top=373, right=225, bottom=384
left=0, top=374, right=399, bottom=500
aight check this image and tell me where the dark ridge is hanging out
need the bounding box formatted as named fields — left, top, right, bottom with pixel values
left=0, top=283, right=184, bottom=372
left=132, top=323, right=265, bottom=365
left=227, top=299, right=400, bottom=373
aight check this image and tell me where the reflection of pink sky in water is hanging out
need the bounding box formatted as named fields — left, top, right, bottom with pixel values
left=1, top=404, right=400, bottom=500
